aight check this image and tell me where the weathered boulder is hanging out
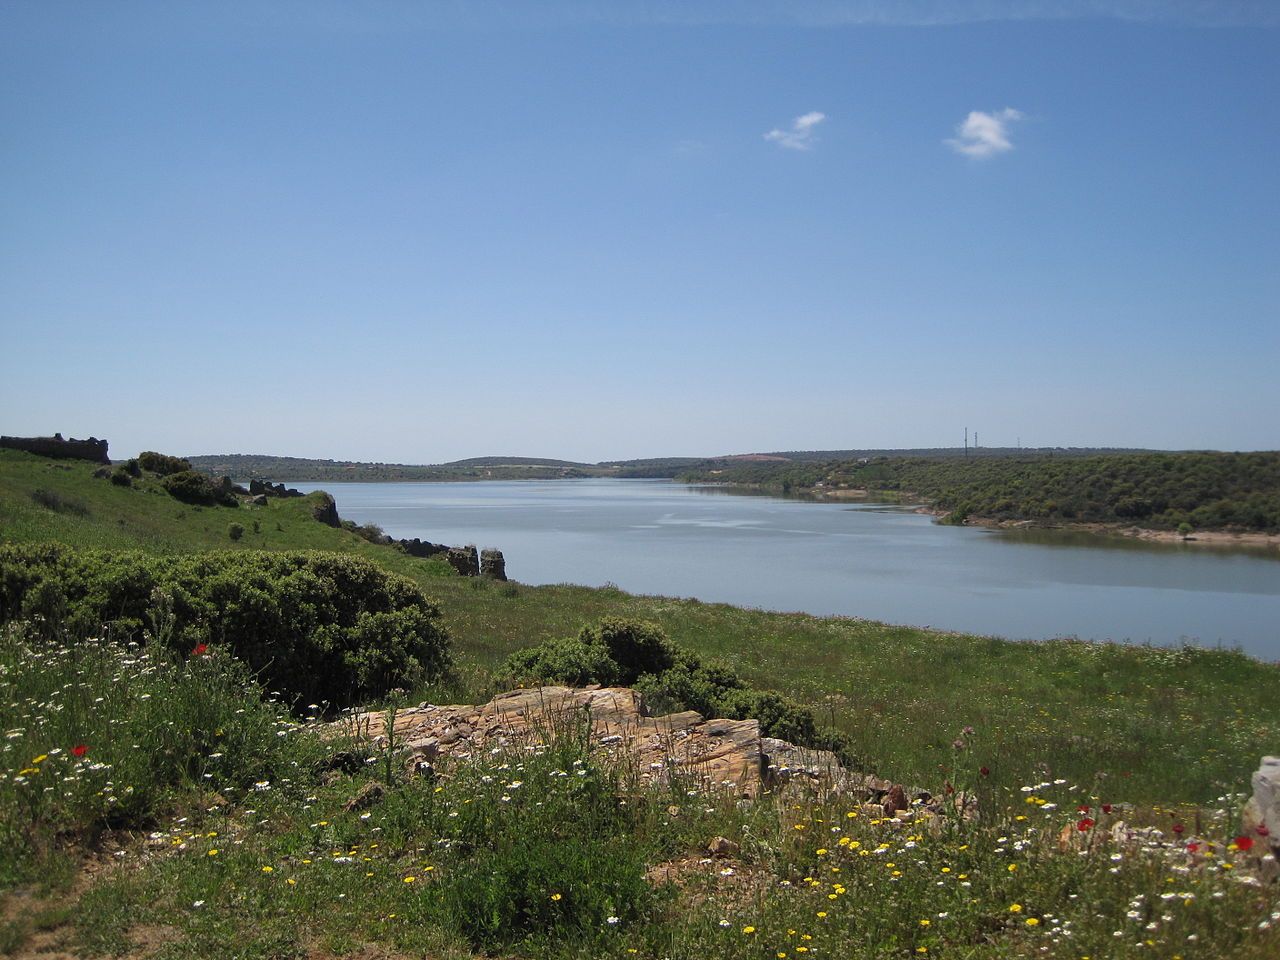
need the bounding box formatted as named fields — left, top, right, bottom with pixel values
left=250, top=479, right=304, bottom=498
left=398, top=537, right=450, bottom=558
left=762, top=736, right=844, bottom=786
left=1241, top=756, right=1280, bottom=878
left=447, top=545, right=480, bottom=577
left=480, top=548, right=507, bottom=580
left=707, top=836, right=740, bottom=858
left=344, top=780, right=386, bottom=813
left=249, top=494, right=268, bottom=507
left=311, top=492, right=341, bottom=527
left=339, top=685, right=765, bottom=796
left=333, top=685, right=928, bottom=809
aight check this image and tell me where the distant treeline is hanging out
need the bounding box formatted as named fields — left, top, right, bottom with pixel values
left=679, top=452, right=1280, bottom=533
left=188, top=455, right=607, bottom=482
left=189, top=448, right=1145, bottom=484
left=190, top=454, right=710, bottom=482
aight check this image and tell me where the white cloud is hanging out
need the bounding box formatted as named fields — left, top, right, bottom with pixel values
left=764, top=111, right=827, bottom=150
left=946, top=108, right=1023, bottom=158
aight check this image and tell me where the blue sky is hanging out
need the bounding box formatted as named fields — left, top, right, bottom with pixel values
left=1, top=1, right=1277, bottom=461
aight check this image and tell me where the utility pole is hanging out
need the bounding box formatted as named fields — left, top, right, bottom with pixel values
left=974, top=432, right=978, bottom=453
left=964, top=427, right=969, bottom=457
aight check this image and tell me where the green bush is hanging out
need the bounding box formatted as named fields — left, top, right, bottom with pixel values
left=109, top=467, right=133, bottom=487
left=137, top=450, right=192, bottom=476
left=227, top=522, right=244, bottom=541
left=503, top=633, right=618, bottom=687
left=0, top=545, right=452, bottom=709
left=162, top=470, right=232, bottom=506
left=582, top=617, right=679, bottom=684
left=341, top=519, right=391, bottom=545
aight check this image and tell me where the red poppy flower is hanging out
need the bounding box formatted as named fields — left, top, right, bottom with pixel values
left=1187, top=842, right=1200, bottom=853
left=71, top=744, right=88, bottom=757
left=1172, top=823, right=1185, bottom=834
left=979, top=767, right=990, bottom=777
left=1077, top=818, right=1096, bottom=832
left=1101, top=804, right=1113, bottom=814
left=1234, top=836, right=1254, bottom=851
left=1077, top=805, right=1091, bottom=813
left=192, top=643, right=208, bottom=656
left=1258, top=824, right=1271, bottom=837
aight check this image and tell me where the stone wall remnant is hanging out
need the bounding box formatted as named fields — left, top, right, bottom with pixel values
left=310, top=492, right=341, bottom=527
left=480, top=548, right=507, bottom=580
left=446, top=545, right=480, bottom=577
left=0, top=433, right=110, bottom=464
left=249, top=479, right=303, bottom=498
left=398, top=537, right=450, bottom=558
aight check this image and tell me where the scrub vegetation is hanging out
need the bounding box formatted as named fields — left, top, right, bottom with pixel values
left=679, top=452, right=1280, bottom=533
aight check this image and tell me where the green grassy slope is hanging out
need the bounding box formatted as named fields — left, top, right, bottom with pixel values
left=2, top=447, right=1278, bottom=803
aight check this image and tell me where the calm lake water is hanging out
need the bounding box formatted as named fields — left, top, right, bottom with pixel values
left=294, top=479, right=1280, bottom=659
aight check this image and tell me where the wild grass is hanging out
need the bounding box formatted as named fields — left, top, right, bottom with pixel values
left=3, top=625, right=1278, bottom=958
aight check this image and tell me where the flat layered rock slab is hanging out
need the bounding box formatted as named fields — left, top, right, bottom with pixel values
left=337, top=685, right=766, bottom=795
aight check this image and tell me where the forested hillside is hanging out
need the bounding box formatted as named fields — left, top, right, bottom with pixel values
left=681, top=452, right=1280, bottom=532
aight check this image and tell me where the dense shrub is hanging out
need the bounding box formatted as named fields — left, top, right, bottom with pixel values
left=110, top=467, right=133, bottom=487
left=502, top=618, right=847, bottom=756
left=0, top=545, right=452, bottom=709
left=504, top=632, right=619, bottom=687
left=341, top=519, right=391, bottom=545
left=227, top=521, right=244, bottom=541
left=162, top=469, right=234, bottom=506
left=583, top=617, right=679, bottom=684
left=680, top=452, right=1280, bottom=532
left=137, top=450, right=193, bottom=476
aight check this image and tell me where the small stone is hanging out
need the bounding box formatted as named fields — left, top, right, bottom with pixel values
left=343, top=781, right=386, bottom=813
left=707, top=836, right=740, bottom=859
left=883, top=784, right=908, bottom=815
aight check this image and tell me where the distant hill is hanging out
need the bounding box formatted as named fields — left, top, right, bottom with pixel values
left=440, top=456, right=593, bottom=468
left=759, top=447, right=1153, bottom=461
left=678, top=451, right=1280, bottom=533
left=189, top=446, right=1166, bottom=484
left=187, top=454, right=611, bottom=483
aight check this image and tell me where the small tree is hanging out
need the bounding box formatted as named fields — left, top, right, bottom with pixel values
left=1177, top=521, right=1194, bottom=540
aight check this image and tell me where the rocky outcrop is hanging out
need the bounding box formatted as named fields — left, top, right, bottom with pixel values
left=1241, top=756, right=1280, bottom=879
left=480, top=548, right=507, bottom=580
left=397, top=537, right=451, bottom=558
left=249, top=479, right=303, bottom=498
left=446, top=545, right=480, bottom=577
left=1, top=433, right=110, bottom=464
left=310, top=492, right=341, bottom=527
left=335, top=685, right=925, bottom=808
